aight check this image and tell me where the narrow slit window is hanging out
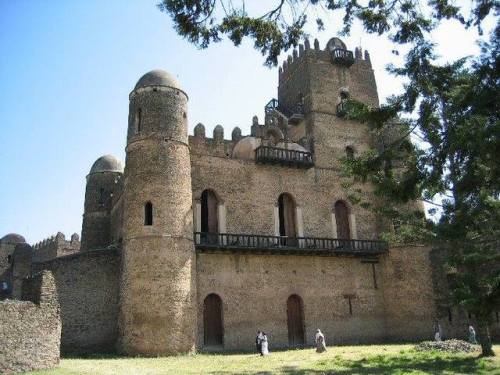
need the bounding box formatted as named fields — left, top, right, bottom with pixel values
left=448, top=308, right=452, bottom=322
left=136, top=108, right=142, bottom=133
left=144, top=201, right=153, bottom=226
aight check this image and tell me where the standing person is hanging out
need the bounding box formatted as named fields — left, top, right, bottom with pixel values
left=468, top=324, right=477, bottom=344
left=261, top=332, right=269, bottom=355
left=255, top=331, right=263, bottom=354
left=315, top=329, right=327, bottom=353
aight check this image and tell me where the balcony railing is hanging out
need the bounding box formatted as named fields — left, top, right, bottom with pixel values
left=255, top=146, right=314, bottom=168
left=265, top=98, right=304, bottom=124
left=331, top=48, right=355, bottom=67
left=194, top=232, right=389, bottom=256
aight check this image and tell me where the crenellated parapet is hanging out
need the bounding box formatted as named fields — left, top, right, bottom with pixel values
left=279, top=37, right=373, bottom=84
left=32, top=232, right=80, bottom=262
left=189, top=123, right=237, bottom=158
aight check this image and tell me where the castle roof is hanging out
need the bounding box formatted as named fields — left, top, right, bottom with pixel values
left=0, top=233, right=26, bottom=245
left=134, top=69, right=181, bottom=91
left=89, top=155, right=124, bottom=174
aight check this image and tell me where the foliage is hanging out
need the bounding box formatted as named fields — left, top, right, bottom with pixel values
left=25, top=344, right=500, bottom=374
left=158, top=0, right=496, bottom=66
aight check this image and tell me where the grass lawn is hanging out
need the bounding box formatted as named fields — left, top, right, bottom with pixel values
left=26, top=344, right=500, bottom=374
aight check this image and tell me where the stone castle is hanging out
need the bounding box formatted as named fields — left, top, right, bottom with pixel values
left=1, top=37, right=498, bottom=358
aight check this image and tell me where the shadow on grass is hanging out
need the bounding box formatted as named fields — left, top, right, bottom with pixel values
left=206, top=352, right=489, bottom=374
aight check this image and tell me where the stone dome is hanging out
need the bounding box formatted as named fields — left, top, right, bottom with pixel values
left=89, top=155, right=124, bottom=174
left=0, top=233, right=26, bottom=245
left=232, top=137, right=262, bottom=160
left=134, top=69, right=181, bottom=90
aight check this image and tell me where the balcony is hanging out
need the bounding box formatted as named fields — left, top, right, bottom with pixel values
left=265, top=98, right=304, bottom=125
left=255, top=146, right=314, bottom=169
left=331, top=48, right=355, bottom=67
left=194, top=232, right=389, bottom=257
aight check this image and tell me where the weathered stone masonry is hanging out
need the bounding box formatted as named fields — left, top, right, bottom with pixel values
left=0, top=270, right=61, bottom=374
left=2, top=36, right=499, bottom=357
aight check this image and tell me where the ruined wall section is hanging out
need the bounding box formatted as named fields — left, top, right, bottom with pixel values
left=197, top=252, right=385, bottom=350
left=0, top=270, right=61, bottom=374
left=33, top=248, right=119, bottom=353
left=33, top=232, right=80, bottom=262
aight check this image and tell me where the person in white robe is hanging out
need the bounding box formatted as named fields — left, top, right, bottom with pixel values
left=315, top=329, right=327, bottom=353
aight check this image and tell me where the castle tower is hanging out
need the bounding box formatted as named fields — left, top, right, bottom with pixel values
left=278, top=37, right=379, bottom=168
left=81, top=155, right=123, bottom=251
left=118, top=70, right=197, bottom=355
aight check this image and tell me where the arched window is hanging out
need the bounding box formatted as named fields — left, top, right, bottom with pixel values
left=334, top=201, right=350, bottom=239
left=287, top=294, right=305, bottom=346
left=201, top=189, right=219, bottom=244
left=204, top=293, right=223, bottom=347
left=345, top=146, right=354, bottom=160
left=135, top=108, right=142, bottom=133
left=144, top=201, right=153, bottom=226
left=278, top=193, right=297, bottom=245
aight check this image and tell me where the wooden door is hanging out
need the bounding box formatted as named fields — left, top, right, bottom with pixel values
left=279, top=194, right=297, bottom=246
left=287, top=295, right=305, bottom=346
left=201, top=190, right=218, bottom=244
left=204, top=294, right=223, bottom=346
left=335, top=201, right=350, bottom=239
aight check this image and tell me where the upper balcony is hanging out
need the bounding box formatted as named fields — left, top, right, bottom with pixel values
left=265, top=98, right=304, bottom=125
left=331, top=48, right=355, bottom=67
left=195, top=232, right=388, bottom=257
left=255, top=146, right=314, bottom=169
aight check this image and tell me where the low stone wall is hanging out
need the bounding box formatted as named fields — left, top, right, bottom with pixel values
left=0, top=270, right=61, bottom=374
left=33, top=248, right=120, bottom=354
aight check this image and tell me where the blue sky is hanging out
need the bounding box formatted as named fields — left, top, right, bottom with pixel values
left=0, top=1, right=493, bottom=243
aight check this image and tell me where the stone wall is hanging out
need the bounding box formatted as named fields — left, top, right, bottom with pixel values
left=196, top=252, right=387, bottom=350
left=32, top=232, right=80, bottom=262
left=0, top=270, right=61, bottom=374
left=33, top=248, right=120, bottom=353
left=379, top=245, right=437, bottom=341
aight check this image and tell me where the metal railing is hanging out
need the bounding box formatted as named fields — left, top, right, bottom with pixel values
left=194, top=232, right=388, bottom=256
left=331, top=48, right=355, bottom=66
left=255, top=146, right=314, bottom=168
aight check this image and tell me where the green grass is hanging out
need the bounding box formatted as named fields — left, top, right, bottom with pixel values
left=26, top=344, right=500, bottom=374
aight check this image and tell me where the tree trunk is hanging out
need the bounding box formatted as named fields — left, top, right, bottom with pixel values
left=477, top=319, right=495, bottom=357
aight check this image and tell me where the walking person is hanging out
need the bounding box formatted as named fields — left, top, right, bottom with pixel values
left=255, top=331, right=264, bottom=355
left=260, top=332, right=269, bottom=356
left=468, top=324, right=477, bottom=344
left=315, top=329, right=327, bottom=353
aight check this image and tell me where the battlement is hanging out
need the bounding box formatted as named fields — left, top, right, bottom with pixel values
left=33, top=232, right=80, bottom=262
left=189, top=123, right=238, bottom=158
left=278, top=38, right=372, bottom=82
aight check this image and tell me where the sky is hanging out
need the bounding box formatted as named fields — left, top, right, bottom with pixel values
left=0, top=1, right=494, bottom=243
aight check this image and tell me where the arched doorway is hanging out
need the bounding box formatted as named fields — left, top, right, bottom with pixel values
left=201, top=189, right=219, bottom=244
left=334, top=200, right=351, bottom=240
left=287, top=294, right=305, bottom=346
left=278, top=193, right=297, bottom=246
left=204, top=293, right=223, bottom=347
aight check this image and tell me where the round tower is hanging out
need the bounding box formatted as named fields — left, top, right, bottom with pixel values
left=81, top=155, right=123, bottom=251
left=119, top=70, right=197, bottom=355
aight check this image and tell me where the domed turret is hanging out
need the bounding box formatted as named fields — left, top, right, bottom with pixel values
left=134, top=69, right=181, bottom=91
left=0, top=233, right=26, bottom=245
left=119, top=69, right=196, bottom=355
left=89, top=155, right=123, bottom=174
left=81, top=155, right=123, bottom=251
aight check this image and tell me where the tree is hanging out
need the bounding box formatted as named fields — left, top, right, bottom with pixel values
left=158, top=0, right=500, bottom=356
